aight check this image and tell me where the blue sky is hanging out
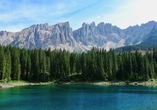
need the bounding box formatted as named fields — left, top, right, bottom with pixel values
left=0, top=0, right=157, bottom=32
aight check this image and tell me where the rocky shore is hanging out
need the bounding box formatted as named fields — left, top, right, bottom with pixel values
left=0, top=80, right=157, bottom=89
left=0, top=81, right=54, bottom=89
left=92, top=81, right=157, bottom=86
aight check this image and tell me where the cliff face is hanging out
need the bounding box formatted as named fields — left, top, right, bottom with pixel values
left=0, top=21, right=156, bottom=52
left=73, top=21, right=157, bottom=50
left=9, top=22, right=77, bottom=51
left=73, top=22, right=124, bottom=50
left=140, top=24, right=157, bottom=45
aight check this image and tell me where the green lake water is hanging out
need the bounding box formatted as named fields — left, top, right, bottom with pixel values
left=0, top=84, right=157, bottom=110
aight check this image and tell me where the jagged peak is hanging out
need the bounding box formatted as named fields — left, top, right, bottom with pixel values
left=98, top=22, right=105, bottom=25
left=82, top=22, right=114, bottom=28
left=126, top=21, right=157, bottom=30
left=146, top=20, right=157, bottom=24
left=0, top=20, right=156, bottom=52
left=21, top=23, right=50, bottom=31
left=21, top=21, right=71, bottom=32
left=57, top=21, right=70, bottom=27
left=30, top=23, right=49, bottom=27
left=82, top=22, right=96, bottom=26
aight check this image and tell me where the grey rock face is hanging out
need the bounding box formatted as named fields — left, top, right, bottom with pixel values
left=0, top=21, right=156, bottom=52
left=140, top=24, right=157, bottom=45
left=123, top=21, right=157, bottom=45
left=1, top=22, right=78, bottom=52
left=73, top=22, right=123, bottom=49
left=73, top=21, right=157, bottom=50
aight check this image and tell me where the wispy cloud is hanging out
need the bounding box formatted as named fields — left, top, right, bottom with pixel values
left=96, top=0, right=157, bottom=29
left=133, top=0, right=157, bottom=24
left=0, top=0, right=156, bottom=31
left=0, top=0, right=100, bottom=31
left=100, top=0, right=136, bottom=28
left=0, top=0, right=67, bottom=31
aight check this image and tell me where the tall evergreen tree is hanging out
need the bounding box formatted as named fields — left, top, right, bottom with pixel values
left=0, top=46, right=6, bottom=80
left=26, top=51, right=31, bottom=81
left=4, top=47, right=11, bottom=81
left=96, top=52, right=106, bottom=80
left=70, top=52, right=77, bottom=74
left=106, top=50, right=113, bottom=80
left=81, top=52, right=87, bottom=80
left=11, top=48, right=21, bottom=80
left=31, top=49, right=40, bottom=81
left=20, top=49, right=27, bottom=80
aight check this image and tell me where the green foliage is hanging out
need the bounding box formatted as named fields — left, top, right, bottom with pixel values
left=11, top=48, right=21, bottom=80
left=4, top=47, right=11, bottom=81
left=0, top=45, right=157, bottom=82
left=0, top=47, right=5, bottom=80
left=115, top=44, right=157, bottom=53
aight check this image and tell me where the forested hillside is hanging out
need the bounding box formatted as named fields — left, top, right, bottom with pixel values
left=115, top=44, right=157, bottom=53
left=0, top=46, right=157, bottom=82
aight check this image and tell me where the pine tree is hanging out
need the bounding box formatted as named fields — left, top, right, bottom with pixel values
left=102, top=49, right=107, bottom=76
left=46, top=56, right=50, bottom=80
left=70, top=52, right=76, bottom=74
left=128, top=52, right=133, bottom=80
left=20, top=49, right=27, bottom=80
left=11, top=48, right=21, bottom=80
left=112, top=50, right=118, bottom=81
left=144, top=56, right=150, bottom=80
left=76, top=54, right=81, bottom=74
left=39, top=49, right=46, bottom=81
left=106, top=50, right=113, bottom=80
left=81, top=52, right=87, bottom=80
left=26, top=51, right=31, bottom=81
left=117, top=54, right=124, bottom=80
left=31, top=49, right=40, bottom=81
left=0, top=46, right=6, bottom=80
left=4, top=47, right=11, bottom=81
left=96, top=52, right=106, bottom=80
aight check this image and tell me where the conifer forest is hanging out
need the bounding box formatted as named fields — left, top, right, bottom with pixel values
left=0, top=45, right=157, bottom=82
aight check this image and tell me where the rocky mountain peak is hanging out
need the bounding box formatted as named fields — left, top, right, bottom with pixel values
left=0, top=21, right=157, bottom=52
left=141, top=20, right=157, bottom=27
left=57, top=21, right=70, bottom=27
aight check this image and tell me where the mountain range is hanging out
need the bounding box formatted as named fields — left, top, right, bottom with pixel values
left=0, top=21, right=157, bottom=52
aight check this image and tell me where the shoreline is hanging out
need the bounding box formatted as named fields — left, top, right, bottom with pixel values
left=0, top=81, right=54, bottom=89
left=63, top=81, right=157, bottom=86
left=0, top=80, right=157, bottom=89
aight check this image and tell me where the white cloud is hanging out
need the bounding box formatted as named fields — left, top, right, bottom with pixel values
left=75, top=0, right=137, bottom=28
left=89, top=0, right=157, bottom=29
left=133, top=0, right=157, bottom=23
left=103, top=0, right=157, bottom=28
left=0, top=0, right=157, bottom=31
left=100, top=0, right=137, bottom=28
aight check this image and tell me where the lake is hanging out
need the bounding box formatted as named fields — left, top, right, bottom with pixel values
left=0, top=84, right=157, bottom=110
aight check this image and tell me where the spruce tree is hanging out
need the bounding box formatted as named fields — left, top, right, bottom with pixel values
left=96, top=53, right=106, bottom=80
left=26, top=51, right=31, bottom=81
left=4, top=47, right=11, bottom=81
left=81, top=52, right=87, bottom=80
left=0, top=46, right=5, bottom=80
left=20, top=49, right=27, bottom=80
left=31, top=49, right=40, bottom=81
left=70, top=52, right=76, bottom=74
left=11, top=48, right=21, bottom=80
